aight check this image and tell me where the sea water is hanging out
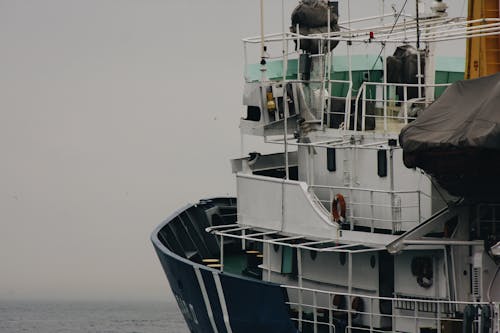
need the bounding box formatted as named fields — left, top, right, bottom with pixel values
left=0, top=300, right=189, bottom=333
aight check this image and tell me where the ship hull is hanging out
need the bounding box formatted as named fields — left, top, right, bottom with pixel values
left=151, top=198, right=298, bottom=333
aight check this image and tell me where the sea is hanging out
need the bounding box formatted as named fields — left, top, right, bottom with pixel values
left=0, top=300, right=189, bottom=333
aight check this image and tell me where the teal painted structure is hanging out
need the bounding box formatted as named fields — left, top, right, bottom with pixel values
left=246, top=55, right=465, bottom=98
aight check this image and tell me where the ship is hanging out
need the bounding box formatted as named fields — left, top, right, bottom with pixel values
left=152, top=1, right=500, bottom=332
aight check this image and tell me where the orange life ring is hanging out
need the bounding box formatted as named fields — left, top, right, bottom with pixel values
left=331, top=194, right=346, bottom=223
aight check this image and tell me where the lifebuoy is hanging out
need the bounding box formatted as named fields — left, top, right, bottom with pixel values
left=331, top=194, right=346, bottom=223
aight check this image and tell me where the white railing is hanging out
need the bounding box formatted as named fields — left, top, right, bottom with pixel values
left=282, top=284, right=500, bottom=333
left=245, top=62, right=454, bottom=135
left=309, top=185, right=430, bottom=233
left=242, top=17, right=500, bottom=47
left=350, top=81, right=453, bottom=133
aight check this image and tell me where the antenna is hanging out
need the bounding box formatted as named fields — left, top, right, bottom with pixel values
left=260, top=0, right=267, bottom=81
left=416, top=0, right=421, bottom=49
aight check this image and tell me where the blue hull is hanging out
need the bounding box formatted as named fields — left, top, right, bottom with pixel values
left=151, top=198, right=298, bottom=333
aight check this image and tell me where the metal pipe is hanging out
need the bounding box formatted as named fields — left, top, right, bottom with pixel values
left=416, top=47, right=422, bottom=99
left=353, top=83, right=365, bottom=131
left=417, top=190, right=421, bottom=222
left=416, top=0, right=421, bottom=49
left=327, top=7, right=332, bottom=129
left=362, top=87, right=367, bottom=131
left=282, top=0, right=289, bottom=181
left=310, top=183, right=431, bottom=196
left=313, top=291, right=318, bottom=333
left=340, top=12, right=413, bottom=26
left=403, top=240, right=484, bottom=246
left=347, top=0, right=353, bottom=97
left=403, top=85, right=408, bottom=124
left=383, top=36, right=388, bottom=132
left=370, top=191, right=375, bottom=232
left=242, top=18, right=500, bottom=44
left=267, top=242, right=271, bottom=281
left=329, top=293, right=333, bottom=333
left=243, top=41, right=249, bottom=82
left=241, top=229, right=246, bottom=250
left=389, top=149, right=395, bottom=233
left=298, top=248, right=303, bottom=331
left=296, top=24, right=300, bottom=81
left=320, top=52, right=327, bottom=129
left=344, top=81, right=353, bottom=131
left=220, top=235, right=224, bottom=272
left=348, top=252, right=353, bottom=332
left=260, top=0, right=266, bottom=82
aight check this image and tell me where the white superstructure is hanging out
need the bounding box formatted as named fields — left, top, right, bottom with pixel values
left=207, top=1, right=500, bottom=332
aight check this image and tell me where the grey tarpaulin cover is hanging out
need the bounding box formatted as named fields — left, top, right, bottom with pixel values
left=399, top=72, right=500, bottom=198
left=400, top=72, right=500, bottom=154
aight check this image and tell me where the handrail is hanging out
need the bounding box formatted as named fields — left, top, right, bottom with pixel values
left=283, top=284, right=496, bottom=305
left=309, top=184, right=429, bottom=233
left=282, top=284, right=500, bottom=333
left=352, top=81, right=452, bottom=132
left=242, top=17, right=500, bottom=44
left=310, top=184, right=431, bottom=198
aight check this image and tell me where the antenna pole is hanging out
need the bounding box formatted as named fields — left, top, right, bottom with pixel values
left=260, top=0, right=267, bottom=81
left=282, top=0, right=289, bottom=180
left=416, top=0, right=421, bottom=49
left=260, top=0, right=264, bottom=59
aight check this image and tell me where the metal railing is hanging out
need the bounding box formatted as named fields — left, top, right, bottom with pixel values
left=350, top=81, right=453, bottom=133
left=309, top=185, right=430, bottom=233
left=242, top=17, right=500, bottom=48
left=246, top=70, right=454, bottom=135
left=282, top=284, right=500, bottom=333
left=207, top=223, right=500, bottom=332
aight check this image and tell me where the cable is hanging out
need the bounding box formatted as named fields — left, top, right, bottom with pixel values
left=487, top=265, right=500, bottom=303
left=369, top=0, right=410, bottom=72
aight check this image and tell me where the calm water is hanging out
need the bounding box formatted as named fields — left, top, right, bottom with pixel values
left=0, top=300, right=189, bottom=333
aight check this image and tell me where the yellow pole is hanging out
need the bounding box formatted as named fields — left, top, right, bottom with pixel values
left=465, top=0, right=500, bottom=79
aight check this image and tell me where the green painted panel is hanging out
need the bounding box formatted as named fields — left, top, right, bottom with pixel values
left=246, top=59, right=298, bottom=81
left=435, top=70, right=465, bottom=97
left=331, top=54, right=383, bottom=72
left=246, top=55, right=465, bottom=86
left=435, top=56, right=465, bottom=73
left=281, top=246, right=293, bottom=274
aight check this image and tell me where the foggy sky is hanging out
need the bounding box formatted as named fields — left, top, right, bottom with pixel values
left=0, top=0, right=466, bottom=301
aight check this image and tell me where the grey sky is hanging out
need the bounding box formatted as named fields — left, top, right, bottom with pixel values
left=0, top=0, right=466, bottom=301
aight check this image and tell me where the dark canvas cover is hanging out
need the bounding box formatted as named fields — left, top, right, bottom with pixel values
left=400, top=72, right=500, bottom=156
left=399, top=73, right=500, bottom=198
